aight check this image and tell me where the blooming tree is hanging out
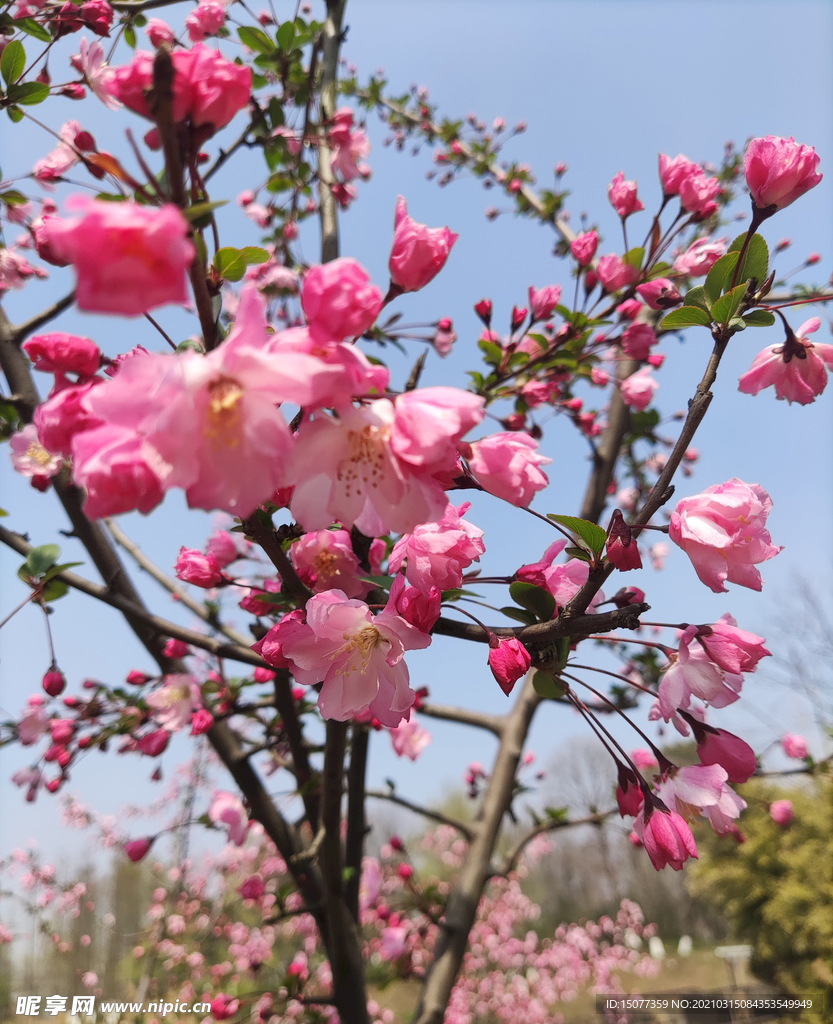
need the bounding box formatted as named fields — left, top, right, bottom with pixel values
left=0, top=0, right=830, bottom=1020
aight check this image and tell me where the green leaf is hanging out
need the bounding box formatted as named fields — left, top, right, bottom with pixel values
left=1, top=189, right=29, bottom=205
left=1, top=40, right=25, bottom=85
left=728, top=231, right=769, bottom=289
left=183, top=199, right=228, bottom=229
left=42, top=579, right=69, bottom=602
left=6, top=106, right=24, bottom=123
left=508, top=581, right=556, bottom=622
left=25, top=544, right=60, bottom=579
left=711, top=283, right=749, bottom=326
left=743, top=309, right=776, bottom=327
left=276, top=21, right=295, bottom=50
left=8, top=81, right=49, bottom=105
left=532, top=670, right=567, bottom=700
left=544, top=805, right=569, bottom=822
left=239, top=246, right=270, bottom=266
left=0, top=508, right=8, bottom=517
left=683, top=284, right=710, bottom=313
left=546, top=514, right=607, bottom=556
left=704, top=251, right=739, bottom=308
left=124, top=22, right=136, bottom=47
left=15, top=18, right=52, bottom=42
left=500, top=606, right=538, bottom=626
left=213, top=246, right=247, bottom=282
left=238, top=25, right=275, bottom=54
left=659, top=306, right=712, bottom=330
left=357, top=574, right=396, bottom=590
left=564, top=545, right=592, bottom=563
left=176, top=338, right=205, bottom=353
left=477, top=338, right=503, bottom=365
left=42, top=561, right=83, bottom=583
left=621, top=246, right=645, bottom=270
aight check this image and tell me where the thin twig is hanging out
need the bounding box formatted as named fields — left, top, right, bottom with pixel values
left=365, top=790, right=474, bottom=841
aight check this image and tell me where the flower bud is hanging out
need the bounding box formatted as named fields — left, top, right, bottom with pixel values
left=42, top=670, right=66, bottom=697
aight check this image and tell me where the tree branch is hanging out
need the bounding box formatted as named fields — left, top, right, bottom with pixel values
left=419, top=701, right=504, bottom=738
left=316, top=0, right=345, bottom=264
left=345, top=725, right=369, bottom=921
left=242, top=514, right=313, bottom=603
left=498, top=807, right=616, bottom=877
left=9, top=291, right=76, bottom=345
left=366, top=789, right=474, bottom=842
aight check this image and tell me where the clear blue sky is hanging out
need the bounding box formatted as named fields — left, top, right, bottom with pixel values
left=1, top=0, right=831, bottom=861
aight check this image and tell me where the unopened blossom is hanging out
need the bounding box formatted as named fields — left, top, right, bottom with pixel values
left=620, top=367, right=659, bottom=411
left=782, top=733, right=808, bottom=759
left=691, top=725, right=757, bottom=783
left=41, top=199, right=194, bottom=316
left=124, top=838, right=153, bottom=862
left=695, top=613, right=770, bottom=674
left=238, top=875, right=266, bottom=901
left=393, top=579, right=441, bottom=633
left=744, top=136, right=822, bottom=212
left=597, top=254, right=638, bottom=293
left=669, top=478, right=782, bottom=593
left=145, top=18, right=174, bottom=46
left=433, top=317, right=456, bottom=356
left=278, top=589, right=431, bottom=725
left=636, top=278, right=682, bottom=310
left=621, top=322, right=658, bottom=361
left=292, top=529, right=365, bottom=598
left=679, top=171, right=721, bottom=218
left=488, top=637, right=531, bottom=696
left=738, top=317, right=833, bottom=405
left=528, top=284, right=563, bottom=321
left=206, top=530, right=239, bottom=568
left=634, top=805, right=698, bottom=871
left=616, top=764, right=644, bottom=817
left=302, top=257, right=383, bottom=341
left=24, top=332, right=101, bottom=377
left=467, top=431, right=551, bottom=507
left=388, top=195, right=458, bottom=293
left=185, top=0, right=226, bottom=41
left=175, top=548, right=224, bottom=588
left=9, top=425, right=63, bottom=479
left=658, top=153, right=700, bottom=196
left=210, top=995, right=240, bottom=1021
left=389, top=501, right=485, bottom=593
left=209, top=791, right=248, bottom=846
left=631, top=748, right=658, bottom=770
left=608, top=171, right=645, bottom=218
left=570, top=230, right=598, bottom=266
left=474, top=298, right=492, bottom=325
left=606, top=510, right=642, bottom=571
left=673, top=237, right=726, bottom=276
left=770, top=799, right=794, bottom=826
left=146, top=674, right=201, bottom=732
left=389, top=714, right=432, bottom=760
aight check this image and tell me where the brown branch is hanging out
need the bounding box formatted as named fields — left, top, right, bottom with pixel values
left=274, top=668, right=320, bottom=827
left=419, top=701, right=505, bottom=738
left=345, top=725, right=369, bottom=920
left=317, top=0, right=346, bottom=264
left=10, top=291, right=76, bottom=345
left=498, top=807, right=616, bottom=877
left=579, top=359, right=637, bottom=524
left=242, top=514, right=312, bottom=603
left=366, top=789, right=474, bottom=842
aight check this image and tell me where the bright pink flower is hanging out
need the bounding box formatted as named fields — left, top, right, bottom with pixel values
left=302, top=257, right=383, bottom=341
left=9, top=425, right=63, bottom=479
left=488, top=637, right=531, bottom=696
left=107, top=50, right=189, bottom=120
left=669, top=478, right=782, bottom=593
left=389, top=713, right=432, bottom=760
left=289, top=402, right=448, bottom=536
left=146, top=674, right=201, bottom=732
left=389, top=501, right=485, bottom=593
left=738, top=317, right=833, bottom=405
left=145, top=18, right=174, bottom=46
left=24, top=332, right=100, bottom=377
left=673, top=237, right=726, bottom=277
left=238, top=875, right=265, bottom=901
left=137, top=729, right=169, bottom=757
left=631, top=748, right=658, bottom=770
left=124, top=838, right=153, bottom=862
left=71, top=424, right=168, bottom=519
left=434, top=317, right=457, bottom=357
left=393, top=580, right=441, bottom=633
left=279, top=589, right=431, bottom=725
left=185, top=0, right=225, bottom=41
left=658, top=153, right=700, bottom=196
left=467, top=431, right=551, bottom=507
left=782, top=733, right=808, bottom=759
left=206, top=530, right=239, bottom=568
left=636, top=278, right=682, bottom=310
left=163, top=638, right=189, bottom=659
left=695, top=613, right=770, bottom=674
left=381, top=926, right=408, bottom=960
left=617, top=298, right=643, bottom=321
left=616, top=765, right=644, bottom=818
left=35, top=379, right=103, bottom=457
left=570, top=230, right=598, bottom=266
left=391, top=387, right=485, bottom=476
left=528, top=284, right=563, bottom=322
left=620, top=367, right=659, bottom=411
left=190, top=708, right=214, bottom=735
left=606, top=510, right=642, bottom=571
left=744, top=136, right=822, bottom=212
left=388, top=195, right=458, bottom=293
left=186, top=43, right=252, bottom=129
left=515, top=540, right=567, bottom=589
left=770, top=799, right=794, bottom=826
left=175, top=548, right=223, bottom=588
left=635, top=805, right=698, bottom=871
left=543, top=557, right=591, bottom=608
left=679, top=172, right=721, bottom=218
left=608, top=171, right=645, bottom=218
left=597, top=254, right=638, bottom=293
left=41, top=199, right=193, bottom=316
left=621, top=322, right=658, bottom=360
left=209, top=790, right=248, bottom=846
left=250, top=609, right=307, bottom=669
left=210, top=995, right=240, bottom=1021
left=474, top=298, right=492, bottom=324
left=657, top=627, right=743, bottom=721
left=0, top=246, right=46, bottom=293
left=293, top=529, right=364, bottom=598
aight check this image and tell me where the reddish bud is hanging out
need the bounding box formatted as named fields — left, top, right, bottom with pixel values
left=474, top=298, right=492, bottom=326
left=606, top=510, right=642, bottom=571
left=190, top=709, right=214, bottom=736
left=125, top=838, right=154, bottom=862
left=42, top=670, right=66, bottom=697
left=397, top=863, right=414, bottom=880
left=511, top=305, right=528, bottom=329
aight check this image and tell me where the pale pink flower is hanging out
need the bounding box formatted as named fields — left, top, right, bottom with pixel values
left=33, top=121, right=84, bottom=185
left=695, top=613, right=770, bottom=674
left=657, top=626, right=745, bottom=721
left=608, top=171, right=645, bottom=218
left=9, top=425, right=63, bottom=479
left=302, top=257, right=383, bottom=341
left=380, top=926, right=408, bottom=960
left=738, top=317, right=833, bottom=405
left=209, top=791, right=249, bottom=846
left=782, top=733, right=808, bottom=759
left=244, top=260, right=299, bottom=293
left=634, top=806, right=697, bottom=871
left=649, top=542, right=669, bottom=570
left=278, top=589, right=431, bottom=726
left=658, top=153, right=700, bottom=196
left=271, top=124, right=302, bottom=155
left=466, top=431, right=551, bottom=507
left=206, top=530, right=239, bottom=568
left=18, top=700, right=50, bottom=745
left=543, top=557, right=590, bottom=607
left=185, top=0, right=226, bottom=41
left=620, top=367, right=659, bottom=411
left=0, top=246, right=47, bottom=293
left=654, top=763, right=728, bottom=816
left=770, top=799, right=794, bottom=826
left=433, top=317, right=456, bottom=356
left=388, top=714, right=431, bottom=760
left=391, top=386, right=485, bottom=476
left=389, top=196, right=458, bottom=292
left=679, top=171, right=721, bottom=218
left=669, top=478, right=782, bottom=593
left=146, top=675, right=201, bottom=732
left=71, top=37, right=119, bottom=109
left=293, top=529, right=365, bottom=598
left=389, top=501, right=485, bottom=593
left=673, top=237, right=726, bottom=276
left=597, top=254, right=638, bottom=293
left=332, top=125, right=371, bottom=182
left=631, top=748, right=658, bottom=771
left=621, top=322, right=657, bottom=360
left=166, top=914, right=186, bottom=934
left=82, top=972, right=98, bottom=989
left=745, top=136, right=822, bottom=211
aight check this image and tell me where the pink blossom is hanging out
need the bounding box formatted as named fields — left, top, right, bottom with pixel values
left=606, top=510, right=642, bottom=571
left=185, top=0, right=226, bottom=41
left=570, top=230, right=598, bottom=266
left=388, top=195, right=458, bottom=293
left=125, top=838, right=153, bottom=862
left=9, top=425, right=63, bottom=479
left=278, top=589, right=431, bottom=726
left=389, top=714, right=432, bottom=760
left=18, top=700, right=50, bottom=745
left=0, top=246, right=47, bottom=293
left=24, top=332, right=101, bottom=378
left=33, top=121, right=84, bottom=184
left=695, top=613, right=770, bottom=674
left=40, top=199, right=194, bottom=316
left=488, top=638, right=531, bottom=696
left=597, top=254, right=638, bottom=293
left=433, top=317, right=457, bottom=356
left=669, top=478, right=782, bottom=593
left=175, top=547, right=224, bottom=588
left=145, top=18, right=174, bottom=46
left=467, top=431, right=551, bottom=507
left=393, top=579, right=441, bottom=634
left=35, top=379, right=103, bottom=457
left=245, top=260, right=299, bottom=294
left=744, top=136, right=822, bottom=212
left=770, top=799, right=794, bottom=826
left=654, top=763, right=728, bottom=815
left=621, top=323, right=658, bottom=360
left=146, top=674, right=201, bottom=732
left=608, top=171, right=645, bottom=218
left=679, top=172, right=721, bottom=218
left=250, top=611, right=306, bottom=669
left=190, top=708, right=214, bottom=735
left=210, top=995, right=240, bottom=1021
left=391, top=387, right=485, bottom=477
left=782, top=733, right=808, bottom=759
left=389, top=502, right=485, bottom=593
left=693, top=726, right=757, bottom=784
left=636, top=278, right=682, bottom=310
left=649, top=541, right=669, bottom=570
left=137, top=729, right=169, bottom=757
left=206, top=530, right=239, bottom=568
left=302, top=257, right=383, bottom=341
left=528, top=284, right=563, bottom=322
left=331, top=125, right=371, bottom=181
left=293, top=529, right=365, bottom=598
left=617, top=298, right=644, bottom=320
left=543, top=557, right=591, bottom=608
left=658, top=153, right=700, bottom=196
left=738, top=317, right=833, bottom=405
left=238, top=875, right=266, bottom=901
left=71, top=424, right=168, bottom=519
left=381, top=926, right=408, bottom=960
left=106, top=50, right=188, bottom=120
left=634, top=805, right=697, bottom=871
left=631, top=748, right=658, bottom=770
left=163, top=638, right=190, bottom=658
left=71, top=37, right=119, bottom=109
left=657, top=626, right=744, bottom=721
left=515, top=539, right=567, bottom=589
left=620, top=367, right=659, bottom=411
left=673, top=237, right=726, bottom=277
left=209, top=791, right=249, bottom=846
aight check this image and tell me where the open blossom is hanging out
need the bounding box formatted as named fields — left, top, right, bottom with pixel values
left=658, top=153, right=700, bottom=196
left=146, top=675, right=201, bottom=732
left=657, top=625, right=744, bottom=721
left=186, top=0, right=226, bottom=41
left=35, top=379, right=103, bottom=457
left=292, top=529, right=365, bottom=598
left=433, top=317, right=456, bottom=356
left=631, top=748, right=658, bottom=771
left=9, top=425, right=63, bottom=479
left=302, top=257, right=383, bottom=341
left=634, top=805, right=697, bottom=871
left=738, top=317, right=833, bottom=405
left=673, top=237, right=726, bottom=277
left=570, top=230, right=598, bottom=266
left=40, top=199, right=194, bottom=316
left=782, top=733, right=808, bottom=759
left=23, top=332, right=101, bottom=377
left=597, top=254, right=638, bottom=293
left=208, top=791, right=248, bottom=846
left=33, top=121, right=85, bottom=185
left=18, top=699, right=50, bottom=746
left=620, top=366, right=659, bottom=411
left=655, top=764, right=746, bottom=836
left=679, top=171, right=721, bottom=217
left=488, top=637, right=531, bottom=695
left=393, top=581, right=441, bottom=633
left=391, top=387, right=485, bottom=477
left=467, top=432, right=551, bottom=507
left=72, top=424, right=168, bottom=519
left=0, top=246, right=47, bottom=293
left=71, top=37, right=119, bottom=109
left=388, top=196, right=458, bottom=293
left=528, top=284, right=563, bottom=321
left=277, top=589, right=431, bottom=726
left=669, top=478, right=782, bottom=593
left=389, top=501, right=485, bottom=593
left=388, top=714, right=432, bottom=760
left=744, top=136, right=822, bottom=211
left=621, top=322, right=658, bottom=360
left=695, top=613, right=770, bottom=674
left=608, top=171, right=644, bottom=217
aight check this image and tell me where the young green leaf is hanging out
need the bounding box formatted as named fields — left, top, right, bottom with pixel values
left=660, top=306, right=712, bottom=330
left=742, top=309, right=776, bottom=327
left=704, top=251, right=739, bottom=308
left=728, top=231, right=769, bottom=288
left=1, top=40, right=26, bottom=85
left=25, top=544, right=61, bottom=579
left=547, top=514, right=608, bottom=556
left=532, top=671, right=567, bottom=700
left=508, top=581, right=556, bottom=622
left=238, top=25, right=275, bottom=54
left=710, top=283, right=749, bottom=326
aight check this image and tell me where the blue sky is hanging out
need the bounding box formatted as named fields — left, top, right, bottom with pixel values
left=1, top=0, right=831, bottom=862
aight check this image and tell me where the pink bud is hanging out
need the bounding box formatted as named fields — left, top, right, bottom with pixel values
left=174, top=547, right=224, bottom=588
left=570, top=231, right=598, bottom=267
left=125, top=838, right=154, bottom=862
left=511, top=305, right=528, bottom=329
left=636, top=278, right=682, bottom=310
left=488, top=638, right=532, bottom=696
left=190, top=709, right=214, bottom=736
left=253, top=666, right=276, bottom=683
left=608, top=171, right=645, bottom=218
left=528, top=284, right=562, bottom=322
left=237, top=875, right=266, bottom=900
left=163, top=638, right=190, bottom=659
left=474, top=298, right=492, bottom=325
left=806, top=252, right=821, bottom=265
left=126, top=670, right=151, bottom=686
left=389, top=196, right=458, bottom=292
left=389, top=834, right=404, bottom=852
left=606, top=510, right=642, bottom=571
left=42, top=670, right=66, bottom=697
left=744, top=135, right=822, bottom=213
left=769, top=799, right=793, bottom=826
left=781, top=733, right=808, bottom=759
left=137, top=730, right=170, bottom=758
left=397, top=863, right=414, bottom=880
